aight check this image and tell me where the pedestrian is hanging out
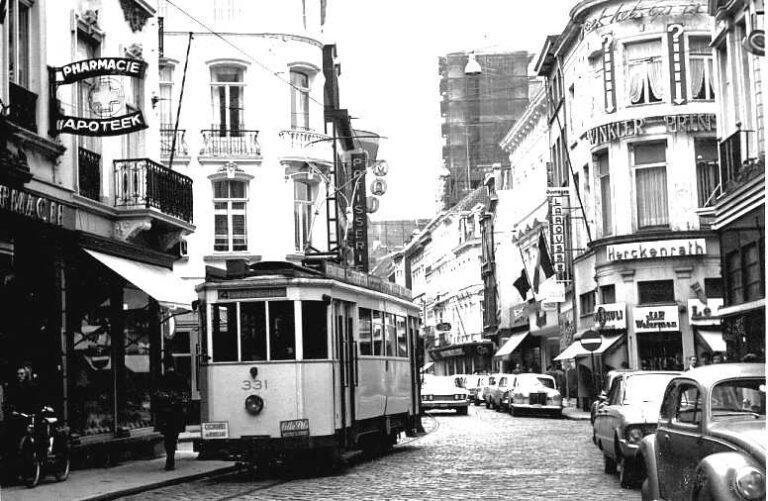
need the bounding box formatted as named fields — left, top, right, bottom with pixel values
left=686, top=355, right=698, bottom=370
left=741, top=353, right=759, bottom=363
left=512, top=363, right=522, bottom=375
left=699, top=351, right=711, bottom=366
left=711, top=352, right=725, bottom=364
left=2, top=365, right=42, bottom=457
left=154, top=356, right=189, bottom=471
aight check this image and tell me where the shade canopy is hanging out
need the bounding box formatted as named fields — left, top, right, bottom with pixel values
left=85, top=249, right=196, bottom=311
left=554, top=335, right=624, bottom=361
left=697, top=329, right=726, bottom=353
left=493, top=331, right=529, bottom=358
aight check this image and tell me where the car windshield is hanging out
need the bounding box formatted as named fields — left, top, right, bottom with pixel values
left=711, top=378, right=766, bottom=418
left=517, top=375, right=555, bottom=389
left=624, top=374, right=677, bottom=404
left=423, top=377, right=462, bottom=391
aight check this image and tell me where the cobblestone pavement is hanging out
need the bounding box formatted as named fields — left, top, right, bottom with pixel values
left=121, top=406, right=641, bottom=500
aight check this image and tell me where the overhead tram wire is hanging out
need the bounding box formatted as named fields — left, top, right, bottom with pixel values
left=164, top=0, right=325, bottom=108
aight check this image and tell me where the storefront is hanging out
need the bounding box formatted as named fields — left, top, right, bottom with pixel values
left=429, top=340, right=494, bottom=375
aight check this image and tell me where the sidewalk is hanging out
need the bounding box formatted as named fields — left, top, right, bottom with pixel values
left=562, top=407, right=590, bottom=420
left=0, top=442, right=237, bottom=501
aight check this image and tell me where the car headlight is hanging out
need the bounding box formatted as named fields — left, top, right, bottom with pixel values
left=513, top=393, right=523, bottom=400
left=454, top=394, right=466, bottom=400
left=734, top=466, right=765, bottom=500
left=244, top=394, right=264, bottom=416
left=625, top=426, right=645, bottom=444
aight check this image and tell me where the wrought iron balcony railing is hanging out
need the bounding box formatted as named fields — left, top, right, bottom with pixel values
left=78, top=147, right=102, bottom=201
left=8, top=82, right=37, bottom=132
left=200, top=128, right=260, bottom=157
left=719, top=129, right=764, bottom=194
left=114, top=158, right=193, bottom=223
left=277, top=129, right=334, bottom=162
left=160, top=127, right=189, bottom=158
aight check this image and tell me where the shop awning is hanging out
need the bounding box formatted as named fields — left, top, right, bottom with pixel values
left=85, top=249, right=196, bottom=311
left=493, top=331, right=529, bottom=358
left=420, top=362, right=435, bottom=373
left=554, top=335, right=623, bottom=361
left=697, top=329, right=726, bottom=353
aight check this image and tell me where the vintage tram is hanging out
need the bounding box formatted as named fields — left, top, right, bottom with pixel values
left=194, top=260, right=422, bottom=467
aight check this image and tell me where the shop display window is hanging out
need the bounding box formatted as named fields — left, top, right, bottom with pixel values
left=119, top=288, right=153, bottom=432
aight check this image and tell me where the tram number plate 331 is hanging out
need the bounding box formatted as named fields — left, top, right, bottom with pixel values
left=280, top=419, right=310, bottom=438
left=241, top=379, right=268, bottom=391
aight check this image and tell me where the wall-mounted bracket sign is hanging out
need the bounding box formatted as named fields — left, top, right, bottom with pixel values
left=52, top=57, right=149, bottom=136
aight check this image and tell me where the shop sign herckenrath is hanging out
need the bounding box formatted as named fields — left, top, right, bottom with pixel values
left=53, top=57, right=149, bottom=137
left=594, top=303, right=626, bottom=330
left=0, top=183, right=74, bottom=229
left=633, top=305, right=680, bottom=333
left=607, top=238, right=706, bottom=262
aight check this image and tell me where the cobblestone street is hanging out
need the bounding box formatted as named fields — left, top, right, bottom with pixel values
left=122, top=406, right=641, bottom=500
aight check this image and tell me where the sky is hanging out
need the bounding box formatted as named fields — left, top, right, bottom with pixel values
left=324, top=0, right=576, bottom=221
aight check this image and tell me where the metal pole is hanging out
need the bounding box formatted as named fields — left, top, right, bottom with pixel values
left=590, top=351, right=597, bottom=408
left=168, top=32, right=193, bottom=170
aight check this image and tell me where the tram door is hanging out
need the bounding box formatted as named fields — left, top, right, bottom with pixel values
left=334, top=300, right=357, bottom=446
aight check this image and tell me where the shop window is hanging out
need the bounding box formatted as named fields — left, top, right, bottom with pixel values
left=580, top=290, right=596, bottom=317
left=294, top=180, right=317, bottom=252
left=372, top=310, right=384, bottom=356
left=695, top=138, right=719, bottom=207
left=290, top=70, right=310, bottom=130
left=595, top=151, right=612, bottom=236
left=638, top=280, right=675, bottom=304
left=212, top=303, right=237, bottom=362
left=213, top=180, right=248, bottom=252
left=625, top=39, right=664, bottom=105
left=600, top=284, right=616, bottom=304
left=302, top=301, right=328, bottom=359
left=385, top=313, right=397, bottom=357
left=688, top=36, right=714, bottom=101
left=240, top=302, right=267, bottom=361
left=632, top=142, right=668, bottom=228
left=744, top=242, right=763, bottom=301
left=704, top=278, right=723, bottom=299
left=638, top=331, right=683, bottom=370
left=269, top=301, right=295, bottom=360
left=358, top=308, right=372, bottom=355
left=396, top=315, right=408, bottom=357
left=211, top=66, right=244, bottom=134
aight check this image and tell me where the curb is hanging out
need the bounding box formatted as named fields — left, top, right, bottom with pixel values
left=562, top=412, right=591, bottom=421
left=82, top=464, right=240, bottom=501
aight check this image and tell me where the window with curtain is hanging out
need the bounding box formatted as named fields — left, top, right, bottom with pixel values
left=625, top=39, right=664, bottom=105
left=596, top=151, right=612, bottom=236
left=159, top=64, right=174, bottom=127
left=632, top=142, right=668, bottom=228
left=8, top=0, right=31, bottom=88
left=211, top=66, right=244, bottom=135
left=688, top=36, right=714, bottom=101
left=290, top=70, right=310, bottom=130
left=213, top=180, right=248, bottom=252
left=695, top=138, right=719, bottom=207
left=294, top=180, right=316, bottom=252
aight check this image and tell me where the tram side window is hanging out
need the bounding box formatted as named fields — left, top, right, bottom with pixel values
left=240, top=302, right=267, bottom=361
left=372, top=310, right=384, bottom=356
left=212, top=303, right=237, bottom=362
left=302, top=301, right=328, bottom=359
left=385, top=313, right=397, bottom=357
left=358, top=308, right=373, bottom=355
left=269, top=301, right=296, bottom=360
left=396, top=315, right=408, bottom=357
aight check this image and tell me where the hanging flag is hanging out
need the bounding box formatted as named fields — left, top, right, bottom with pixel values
left=0, top=0, right=6, bottom=24
left=533, top=230, right=556, bottom=293
left=513, top=269, right=531, bottom=299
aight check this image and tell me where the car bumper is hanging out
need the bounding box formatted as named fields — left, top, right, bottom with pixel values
left=422, top=401, right=469, bottom=409
left=511, top=403, right=562, bottom=412
left=617, top=439, right=640, bottom=458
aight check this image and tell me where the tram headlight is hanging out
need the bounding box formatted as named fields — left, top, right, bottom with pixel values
left=245, top=394, right=264, bottom=416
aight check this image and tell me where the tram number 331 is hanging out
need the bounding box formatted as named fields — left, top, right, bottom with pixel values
left=241, top=379, right=268, bottom=390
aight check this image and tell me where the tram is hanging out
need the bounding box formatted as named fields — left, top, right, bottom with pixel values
left=194, top=260, right=422, bottom=467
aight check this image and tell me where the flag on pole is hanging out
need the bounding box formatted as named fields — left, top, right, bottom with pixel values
left=533, top=230, right=556, bottom=293
left=513, top=269, right=531, bottom=300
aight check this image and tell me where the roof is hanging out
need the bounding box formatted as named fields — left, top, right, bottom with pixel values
left=679, top=363, right=765, bottom=389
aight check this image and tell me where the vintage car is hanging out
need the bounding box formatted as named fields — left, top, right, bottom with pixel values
left=482, top=374, right=499, bottom=408
left=592, top=370, right=681, bottom=488
left=639, top=363, right=765, bottom=501
left=420, top=375, right=470, bottom=415
left=591, top=369, right=635, bottom=424
left=462, top=374, right=488, bottom=405
left=487, top=374, right=516, bottom=412
left=509, top=373, right=563, bottom=417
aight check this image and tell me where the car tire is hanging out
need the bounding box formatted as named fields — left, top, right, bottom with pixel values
left=603, top=454, right=617, bottom=474
left=619, top=455, right=639, bottom=488
left=485, top=400, right=490, bottom=409
left=456, top=407, right=468, bottom=416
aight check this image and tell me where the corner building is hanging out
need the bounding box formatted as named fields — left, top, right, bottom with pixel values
left=539, top=0, right=723, bottom=375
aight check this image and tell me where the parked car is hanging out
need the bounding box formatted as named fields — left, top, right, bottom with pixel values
left=420, top=375, right=470, bottom=415
left=591, top=369, right=635, bottom=424
left=639, top=363, right=765, bottom=501
left=481, top=374, right=498, bottom=408
left=462, top=374, right=488, bottom=405
left=487, top=374, right=516, bottom=411
left=509, top=373, right=563, bottom=417
left=592, top=370, right=681, bottom=488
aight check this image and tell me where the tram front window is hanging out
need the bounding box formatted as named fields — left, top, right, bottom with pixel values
left=241, top=302, right=267, bottom=361
left=302, top=301, right=328, bottom=359
left=269, top=301, right=296, bottom=360
left=212, top=303, right=237, bottom=362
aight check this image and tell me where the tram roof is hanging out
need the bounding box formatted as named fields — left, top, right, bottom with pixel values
left=201, top=260, right=413, bottom=302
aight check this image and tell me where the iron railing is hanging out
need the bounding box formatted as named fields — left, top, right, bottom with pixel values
left=78, top=147, right=102, bottom=201
left=8, top=82, right=37, bottom=132
left=114, top=158, right=193, bottom=223
left=277, top=129, right=333, bottom=161
left=200, top=128, right=260, bottom=157
left=719, top=129, right=763, bottom=193
left=160, top=128, right=189, bottom=158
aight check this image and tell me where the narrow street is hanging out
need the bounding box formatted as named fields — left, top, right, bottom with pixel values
left=123, top=407, right=639, bottom=500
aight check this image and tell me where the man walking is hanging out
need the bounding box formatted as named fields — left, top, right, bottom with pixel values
left=154, top=357, right=189, bottom=471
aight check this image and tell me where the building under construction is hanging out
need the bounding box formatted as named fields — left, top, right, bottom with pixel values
left=439, top=51, right=532, bottom=209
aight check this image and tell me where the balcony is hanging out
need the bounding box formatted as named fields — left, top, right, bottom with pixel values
left=114, top=158, right=193, bottom=224
left=200, top=128, right=260, bottom=158
left=277, top=129, right=334, bottom=165
left=719, top=130, right=764, bottom=194
left=78, top=147, right=102, bottom=202
left=160, top=128, right=189, bottom=159
left=8, top=82, right=37, bottom=132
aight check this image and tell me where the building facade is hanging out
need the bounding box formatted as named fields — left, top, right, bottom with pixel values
left=438, top=51, right=532, bottom=209
left=1, top=0, right=194, bottom=455
left=535, top=0, right=725, bottom=405
left=707, top=0, right=765, bottom=362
